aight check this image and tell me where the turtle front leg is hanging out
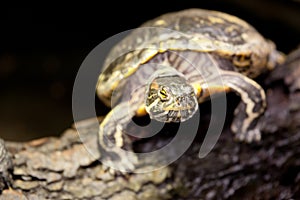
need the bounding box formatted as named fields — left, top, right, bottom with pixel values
left=98, top=101, right=141, bottom=172
left=221, top=71, right=267, bottom=142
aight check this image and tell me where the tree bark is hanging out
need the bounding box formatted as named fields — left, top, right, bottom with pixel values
left=1, top=48, right=300, bottom=199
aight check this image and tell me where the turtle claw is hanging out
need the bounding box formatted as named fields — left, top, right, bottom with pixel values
left=234, top=128, right=262, bottom=143
left=100, top=148, right=138, bottom=174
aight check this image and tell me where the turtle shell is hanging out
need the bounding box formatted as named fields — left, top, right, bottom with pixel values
left=97, top=9, right=280, bottom=106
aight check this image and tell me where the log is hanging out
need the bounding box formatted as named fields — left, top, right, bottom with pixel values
left=1, top=48, right=300, bottom=199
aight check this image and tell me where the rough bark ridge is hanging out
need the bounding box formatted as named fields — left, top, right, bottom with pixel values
left=0, top=47, right=300, bottom=199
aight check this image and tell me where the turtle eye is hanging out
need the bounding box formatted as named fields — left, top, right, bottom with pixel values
left=159, top=88, right=168, bottom=100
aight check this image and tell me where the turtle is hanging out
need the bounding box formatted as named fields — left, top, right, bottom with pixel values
left=96, top=8, right=285, bottom=171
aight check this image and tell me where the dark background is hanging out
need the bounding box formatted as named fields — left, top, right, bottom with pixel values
left=1, top=0, right=300, bottom=141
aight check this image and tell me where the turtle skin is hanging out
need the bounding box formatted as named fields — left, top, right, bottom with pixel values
left=96, top=9, right=285, bottom=172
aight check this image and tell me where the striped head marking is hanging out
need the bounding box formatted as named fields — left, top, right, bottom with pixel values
left=145, top=76, right=198, bottom=122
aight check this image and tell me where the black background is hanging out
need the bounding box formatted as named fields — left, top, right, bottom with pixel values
left=1, top=0, right=300, bottom=141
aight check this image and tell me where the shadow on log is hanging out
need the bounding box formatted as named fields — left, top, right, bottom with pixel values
left=1, top=47, right=300, bottom=199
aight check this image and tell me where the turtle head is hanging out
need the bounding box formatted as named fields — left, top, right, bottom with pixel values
left=145, top=76, right=198, bottom=122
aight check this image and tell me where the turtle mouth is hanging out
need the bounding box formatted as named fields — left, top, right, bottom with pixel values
left=163, top=106, right=192, bottom=111
left=163, top=97, right=196, bottom=112
left=160, top=97, right=198, bottom=122
left=165, top=105, right=198, bottom=122
left=147, top=103, right=197, bottom=122
left=147, top=101, right=198, bottom=123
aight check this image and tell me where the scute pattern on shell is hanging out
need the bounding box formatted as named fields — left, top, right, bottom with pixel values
left=97, top=9, right=279, bottom=105
left=143, top=9, right=255, bottom=45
